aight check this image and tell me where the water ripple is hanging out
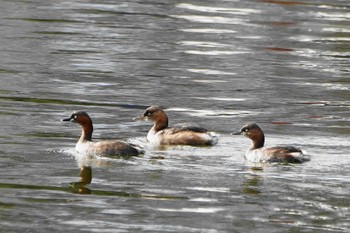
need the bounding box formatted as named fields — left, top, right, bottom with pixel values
left=176, top=3, right=261, bottom=15
left=180, top=28, right=237, bottom=34
left=172, top=15, right=246, bottom=25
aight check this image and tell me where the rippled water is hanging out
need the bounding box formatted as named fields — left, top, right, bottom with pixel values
left=0, top=0, right=349, bottom=232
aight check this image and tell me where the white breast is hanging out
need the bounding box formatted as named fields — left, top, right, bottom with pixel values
left=75, top=141, right=91, bottom=155
left=147, top=129, right=161, bottom=145
left=245, top=148, right=266, bottom=163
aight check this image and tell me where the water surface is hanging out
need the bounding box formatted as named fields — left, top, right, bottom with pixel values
left=0, top=0, right=349, bottom=232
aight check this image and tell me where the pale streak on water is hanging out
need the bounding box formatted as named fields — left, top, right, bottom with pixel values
left=0, top=0, right=349, bottom=232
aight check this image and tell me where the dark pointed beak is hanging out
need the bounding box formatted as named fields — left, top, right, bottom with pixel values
left=61, top=117, right=72, bottom=122
left=231, top=130, right=242, bottom=135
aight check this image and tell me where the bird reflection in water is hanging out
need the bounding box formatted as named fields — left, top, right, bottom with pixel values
left=241, top=167, right=264, bottom=195
left=69, top=166, right=92, bottom=194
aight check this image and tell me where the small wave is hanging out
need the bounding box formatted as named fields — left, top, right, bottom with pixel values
left=157, top=207, right=225, bottom=213
left=176, top=3, right=261, bottom=15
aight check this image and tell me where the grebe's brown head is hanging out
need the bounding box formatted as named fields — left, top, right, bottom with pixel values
left=232, top=123, right=264, bottom=140
left=62, top=111, right=92, bottom=126
left=143, top=106, right=166, bottom=122
left=134, top=105, right=167, bottom=123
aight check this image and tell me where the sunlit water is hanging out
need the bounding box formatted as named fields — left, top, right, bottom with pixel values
left=0, top=0, right=349, bottom=232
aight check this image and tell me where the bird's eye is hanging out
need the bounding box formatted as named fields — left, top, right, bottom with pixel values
left=244, top=128, right=249, bottom=132
left=74, top=115, right=78, bottom=119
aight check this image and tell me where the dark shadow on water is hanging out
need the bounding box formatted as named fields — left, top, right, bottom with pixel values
left=0, top=179, right=187, bottom=199
left=0, top=159, right=185, bottom=198
left=0, top=95, right=148, bottom=109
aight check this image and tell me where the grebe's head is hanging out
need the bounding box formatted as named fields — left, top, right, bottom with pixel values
left=232, top=123, right=263, bottom=139
left=62, top=111, right=92, bottom=125
left=143, top=106, right=165, bottom=121
left=134, top=105, right=167, bottom=123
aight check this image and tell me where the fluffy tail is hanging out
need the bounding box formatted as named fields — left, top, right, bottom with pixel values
left=207, top=132, right=219, bottom=146
left=291, top=150, right=310, bottom=163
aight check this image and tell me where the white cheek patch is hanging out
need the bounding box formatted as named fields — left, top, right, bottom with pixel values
left=71, top=115, right=78, bottom=122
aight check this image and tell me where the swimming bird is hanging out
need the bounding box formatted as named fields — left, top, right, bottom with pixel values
left=232, top=123, right=309, bottom=163
left=62, top=111, right=144, bottom=157
left=134, top=105, right=218, bottom=146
